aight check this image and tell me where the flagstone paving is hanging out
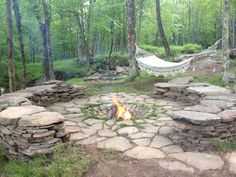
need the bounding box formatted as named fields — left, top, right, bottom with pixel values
left=47, top=93, right=235, bottom=175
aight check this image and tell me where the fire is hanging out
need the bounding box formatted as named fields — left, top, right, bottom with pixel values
left=112, top=97, right=133, bottom=121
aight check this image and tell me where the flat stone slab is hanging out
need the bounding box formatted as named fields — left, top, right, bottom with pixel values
left=65, top=126, right=81, bottom=134
left=97, top=137, right=132, bottom=152
left=226, top=152, right=236, bottom=175
left=161, top=145, right=183, bottom=154
left=218, top=110, right=236, bottom=122
left=19, top=112, right=64, bottom=126
left=204, top=95, right=236, bottom=102
left=200, top=100, right=235, bottom=110
left=124, top=146, right=165, bottom=159
left=132, top=138, right=151, bottom=146
left=150, top=135, right=173, bottom=148
left=129, top=132, right=155, bottom=139
left=141, top=124, right=159, bottom=133
left=184, top=104, right=222, bottom=114
left=159, top=160, right=194, bottom=173
left=158, top=126, right=173, bottom=135
left=170, top=152, right=224, bottom=171
left=155, top=83, right=186, bottom=89
left=76, top=136, right=106, bottom=145
left=187, top=85, right=231, bottom=96
left=171, top=111, right=220, bottom=125
left=70, top=132, right=89, bottom=142
left=98, top=129, right=117, bottom=137
left=84, top=119, right=104, bottom=125
left=0, top=106, right=46, bottom=125
left=117, top=127, right=139, bottom=135
left=168, top=76, right=193, bottom=84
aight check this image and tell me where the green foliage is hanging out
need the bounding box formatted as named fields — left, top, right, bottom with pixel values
left=0, top=59, right=90, bottom=91
left=54, top=59, right=90, bottom=77
left=0, top=144, right=94, bottom=177
left=92, top=52, right=129, bottom=70
left=140, top=44, right=202, bottom=58
left=213, top=139, right=236, bottom=152
left=182, top=44, right=202, bottom=54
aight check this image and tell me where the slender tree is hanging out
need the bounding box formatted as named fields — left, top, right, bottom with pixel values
left=137, top=0, right=144, bottom=45
left=222, top=0, right=230, bottom=85
left=108, top=0, right=115, bottom=69
left=33, top=0, right=54, bottom=81
left=6, top=0, right=15, bottom=92
left=76, top=4, right=90, bottom=66
left=127, top=0, right=139, bottom=80
left=12, top=0, right=27, bottom=88
left=156, top=0, right=171, bottom=58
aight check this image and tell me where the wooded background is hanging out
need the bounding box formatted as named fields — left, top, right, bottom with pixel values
left=1, top=0, right=236, bottom=91
left=1, top=0, right=236, bottom=62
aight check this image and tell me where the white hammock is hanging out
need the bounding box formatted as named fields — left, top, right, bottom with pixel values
left=135, top=48, right=193, bottom=76
left=135, top=39, right=221, bottom=76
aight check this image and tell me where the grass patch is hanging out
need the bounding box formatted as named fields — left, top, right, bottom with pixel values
left=54, top=59, right=90, bottom=75
left=0, top=143, right=94, bottom=177
left=213, top=139, right=236, bottom=152
left=67, top=71, right=167, bottom=96
left=101, top=149, right=121, bottom=160
left=192, top=73, right=222, bottom=86
left=66, top=78, right=85, bottom=84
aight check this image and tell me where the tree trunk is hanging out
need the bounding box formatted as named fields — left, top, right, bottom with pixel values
left=33, top=0, right=54, bottom=81
left=12, top=0, right=27, bottom=88
left=137, top=0, right=144, bottom=45
left=108, top=0, right=115, bottom=70
left=222, top=0, right=230, bottom=85
left=29, top=34, right=36, bottom=63
left=6, top=0, right=15, bottom=92
left=76, top=7, right=90, bottom=66
left=42, top=0, right=54, bottom=81
left=122, top=3, right=127, bottom=51
left=234, top=12, right=236, bottom=48
left=188, top=0, right=191, bottom=43
left=127, top=0, right=139, bottom=80
left=155, top=0, right=171, bottom=58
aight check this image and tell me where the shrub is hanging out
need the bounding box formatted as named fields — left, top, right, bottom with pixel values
left=92, top=52, right=129, bottom=70
left=182, top=44, right=202, bottom=54
left=140, top=44, right=202, bottom=57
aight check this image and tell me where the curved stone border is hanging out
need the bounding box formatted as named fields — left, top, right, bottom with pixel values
left=0, top=106, right=66, bottom=157
left=160, top=80, right=236, bottom=151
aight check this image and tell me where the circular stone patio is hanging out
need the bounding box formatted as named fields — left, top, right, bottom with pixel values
left=47, top=93, right=235, bottom=175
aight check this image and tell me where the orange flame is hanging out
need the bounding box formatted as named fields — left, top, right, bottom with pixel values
left=112, top=97, right=133, bottom=121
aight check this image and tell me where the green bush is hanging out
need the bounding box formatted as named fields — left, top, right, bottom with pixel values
left=140, top=45, right=165, bottom=58
left=0, top=59, right=90, bottom=91
left=92, top=52, right=129, bottom=70
left=182, top=44, right=202, bottom=54
left=140, top=44, right=202, bottom=58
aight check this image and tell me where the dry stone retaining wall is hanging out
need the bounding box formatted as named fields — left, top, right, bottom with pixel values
left=154, top=77, right=231, bottom=104
left=158, top=77, right=236, bottom=151
left=0, top=80, right=85, bottom=157
left=0, top=106, right=66, bottom=157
